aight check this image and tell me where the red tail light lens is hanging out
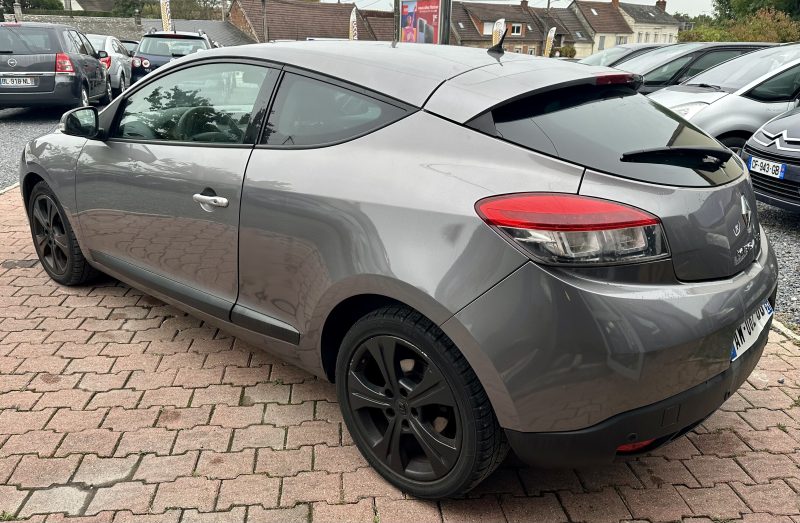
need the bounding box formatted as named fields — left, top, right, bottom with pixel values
left=132, top=57, right=141, bottom=67
left=55, top=52, right=75, bottom=74
left=476, top=193, right=668, bottom=265
left=100, top=56, right=111, bottom=69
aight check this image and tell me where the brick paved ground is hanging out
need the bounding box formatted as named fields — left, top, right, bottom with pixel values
left=1, top=185, right=800, bottom=522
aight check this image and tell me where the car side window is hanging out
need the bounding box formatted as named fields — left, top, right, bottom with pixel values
left=113, top=62, right=274, bottom=144
left=78, top=33, right=94, bottom=55
left=747, top=65, right=800, bottom=103
left=644, top=55, right=695, bottom=86
left=261, top=73, right=407, bottom=147
left=679, top=50, right=743, bottom=82
left=62, top=30, right=78, bottom=53
left=68, top=31, right=87, bottom=54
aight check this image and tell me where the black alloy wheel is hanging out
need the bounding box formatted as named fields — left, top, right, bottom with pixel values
left=27, top=181, right=96, bottom=286
left=346, top=335, right=462, bottom=480
left=337, top=306, right=508, bottom=498
left=31, top=193, right=69, bottom=276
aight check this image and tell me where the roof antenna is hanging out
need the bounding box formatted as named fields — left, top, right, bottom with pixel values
left=487, top=20, right=508, bottom=56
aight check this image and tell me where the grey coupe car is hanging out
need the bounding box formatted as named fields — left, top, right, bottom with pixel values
left=20, top=41, right=778, bottom=497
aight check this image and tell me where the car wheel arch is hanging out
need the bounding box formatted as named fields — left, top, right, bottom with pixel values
left=21, top=172, right=45, bottom=207
left=717, top=130, right=753, bottom=144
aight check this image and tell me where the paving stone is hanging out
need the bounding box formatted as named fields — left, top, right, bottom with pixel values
left=19, top=487, right=88, bottom=518
left=9, top=455, right=80, bottom=488
left=72, top=455, right=138, bottom=486
left=195, top=449, right=255, bottom=479
left=246, top=504, right=309, bottom=523
left=312, top=499, right=373, bottom=523
left=134, top=451, right=198, bottom=483
left=152, top=477, right=220, bottom=513
left=85, top=482, right=156, bottom=515
left=677, top=484, right=750, bottom=520
left=376, top=498, right=442, bottom=523
left=216, top=474, right=280, bottom=510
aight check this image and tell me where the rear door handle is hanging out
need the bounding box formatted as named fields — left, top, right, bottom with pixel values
left=193, top=193, right=229, bottom=210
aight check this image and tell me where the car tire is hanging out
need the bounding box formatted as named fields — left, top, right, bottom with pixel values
left=100, top=78, right=113, bottom=104
left=336, top=305, right=508, bottom=498
left=114, top=73, right=126, bottom=97
left=27, top=181, right=96, bottom=286
left=720, top=136, right=747, bottom=155
left=77, top=84, right=89, bottom=108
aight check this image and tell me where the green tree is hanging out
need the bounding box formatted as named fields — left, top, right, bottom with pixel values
left=679, top=7, right=800, bottom=43
left=713, top=0, right=735, bottom=20
left=730, top=0, right=800, bottom=18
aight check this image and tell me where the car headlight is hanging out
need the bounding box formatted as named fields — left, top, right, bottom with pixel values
left=671, top=102, right=709, bottom=120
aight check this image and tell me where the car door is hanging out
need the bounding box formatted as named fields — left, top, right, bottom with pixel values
left=76, top=60, right=277, bottom=319
left=67, top=30, right=97, bottom=96
left=112, top=38, right=131, bottom=86
left=77, top=32, right=104, bottom=97
left=742, top=64, right=800, bottom=122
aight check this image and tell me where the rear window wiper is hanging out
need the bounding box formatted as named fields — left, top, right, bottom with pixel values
left=621, top=146, right=733, bottom=170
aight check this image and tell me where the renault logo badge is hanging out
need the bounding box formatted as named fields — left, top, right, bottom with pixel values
left=741, top=195, right=752, bottom=231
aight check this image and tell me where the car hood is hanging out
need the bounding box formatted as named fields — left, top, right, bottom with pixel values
left=648, top=85, right=730, bottom=109
left=746, top=106, right=800, bottom=155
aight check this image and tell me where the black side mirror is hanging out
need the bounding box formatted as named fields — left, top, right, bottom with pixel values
left=97, top=50, right=108, bottom=59
left=59, top=106, right=100, bottom=139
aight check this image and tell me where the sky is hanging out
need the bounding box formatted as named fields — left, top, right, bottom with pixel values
left=330, top=0, right=716, bottom=17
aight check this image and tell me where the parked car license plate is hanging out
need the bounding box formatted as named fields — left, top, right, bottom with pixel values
left=749, top=156, right=786, bottom=179
left=0, top=77, right=35, bottom=87
left=731, top=300, right=773, bottom=361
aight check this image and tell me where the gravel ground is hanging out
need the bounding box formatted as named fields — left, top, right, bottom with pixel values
left=758, top=202, right=800, bottom=328
left=0, top=106, right=63, bottom=189
left=0, top=107, right=798, bottom=326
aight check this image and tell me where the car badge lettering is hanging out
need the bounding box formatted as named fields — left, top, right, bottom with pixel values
left=733, top=222, right=741, bottom=237
left=741, top=194, right=752, bottom=232
left=7, top=58, right=16, bottom=67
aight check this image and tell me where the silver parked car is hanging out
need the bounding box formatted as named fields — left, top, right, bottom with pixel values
left=21, top=42, right=778, bottom=497
left=87, top=33, right=132, bottom=96
left=650, top=44, right=800, bottom=151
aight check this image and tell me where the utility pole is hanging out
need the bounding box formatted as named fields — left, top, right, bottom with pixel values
left=221, top=0, right=226, bottom=21
left=546, top=0, right=550, bottom=12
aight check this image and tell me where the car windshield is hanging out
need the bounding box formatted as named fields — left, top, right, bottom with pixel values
left=580, top=46, right=633, bottom=66
left=686, top=45, right=800, bottom=92
left=138, top=36, right=206, bottom=57
left=0, top=26, right=57, bottom=54
left=87, top=35, right=106, bottom=52
left=618, top=43, right=705, bottom=74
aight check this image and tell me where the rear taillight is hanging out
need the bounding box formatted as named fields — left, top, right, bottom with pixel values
left=132, top=57, right=141, bottom=67
left=55, top=52, right=74, bottom=74
left=100, top=56, right=111, bottom=69
left=594, top=72, right=642, bottom=89
left=476, top=193, right=669, bottom=266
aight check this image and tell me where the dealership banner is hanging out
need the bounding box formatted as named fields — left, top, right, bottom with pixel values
left=491, top=18, right=505, bottom=47
left=400, top=0, right=440, bottom=44
left=160, top=0, right=172, bottom=31
left=349, top=7, right=358, bottom=40
left=543, top=26, right=556, bottom=57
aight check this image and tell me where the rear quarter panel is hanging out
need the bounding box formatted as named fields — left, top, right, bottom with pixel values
left=238, top=110, right=585, bottom=374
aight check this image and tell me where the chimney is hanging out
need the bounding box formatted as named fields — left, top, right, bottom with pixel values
left=520, top=0, right=527, bottom=7
left=655, top=0, right=667, bottom=12
left=611, top=0, right=619, bottom=7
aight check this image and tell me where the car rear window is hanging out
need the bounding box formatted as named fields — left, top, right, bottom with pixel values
left=138, top=35, right=206, bottom=57
left=579, top=46, right=633, bottom=67
left=483, top=83, right=743, bottom=187
left=0, top=26, right=58, bottom=54
left=618, top=43, right=705, bottom=74
left=87, top=35, right=106, bottom=52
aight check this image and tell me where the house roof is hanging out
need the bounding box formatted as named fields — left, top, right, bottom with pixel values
left=530, top=8, right=572, bottom=42
left=573, top=1, right=632, bottom=34
left=359, top=9, right=395, bottom=41
left=141, top=19, right=255, bottom=46
left=619, top=2, right=679, bottom=26
left=236, top=0, right=372, bottom=42
left=550, top=7, right=592, bottom=43
left=452, top=1, right=544, bottom=42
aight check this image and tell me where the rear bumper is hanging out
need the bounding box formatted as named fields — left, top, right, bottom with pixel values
left=505, top=324, right=769, bottom=467
left=0, top=77, right=79, bottom=108
left=444, top=227, right=779, bottom=435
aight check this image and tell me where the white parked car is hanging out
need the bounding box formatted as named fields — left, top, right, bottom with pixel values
left=87, top=34, right=133, bottom=97
left=649, top=44, right=800, bottom=152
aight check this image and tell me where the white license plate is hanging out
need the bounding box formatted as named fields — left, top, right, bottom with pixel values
left=731, top=300, right=773, bottom=361
left=0, top=77, right=35, bottom=87
left=749, top=156, right=786, bottom=179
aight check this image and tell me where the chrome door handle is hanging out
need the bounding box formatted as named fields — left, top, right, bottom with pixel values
left=193, top=193, right=229, bottom=210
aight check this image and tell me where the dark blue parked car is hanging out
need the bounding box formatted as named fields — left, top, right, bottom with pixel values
left=0, top=22, right=111, bottom=108
left=131, top=29, right=212, bottom=84
left=742, top=108, right=800, bottom=213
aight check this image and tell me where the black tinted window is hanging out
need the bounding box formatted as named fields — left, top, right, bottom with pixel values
left=489, top=84, right=743, bottom=187
left=138, top=36, right=206, bottom=57
left=747, top=65, right=800, bottom=102
left=680, top=50, right=743, bottom=82
left=0, top=26, right=57, bottom=54
left=644, top=54, right=694, bottom=85
left=69, top=31, right=88, bottom=54
left=262, top=73, right=407, bottom=147
left=114, top=63, right=273, bottom=144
